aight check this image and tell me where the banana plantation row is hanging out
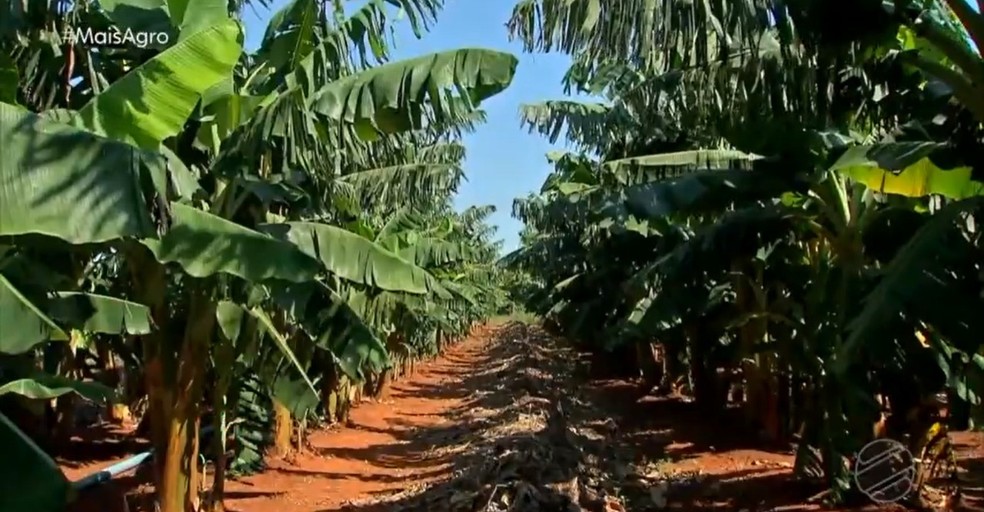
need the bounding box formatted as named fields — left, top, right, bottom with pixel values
left=503, top=0, right=983, bottom=507
left=1, top=1, right=519, bottom=512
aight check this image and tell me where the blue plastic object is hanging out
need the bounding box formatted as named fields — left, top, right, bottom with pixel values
left=72, top=425, right=215, bottom=491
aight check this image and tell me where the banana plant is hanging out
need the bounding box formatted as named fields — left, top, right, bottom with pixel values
left=505, top=0, right=983, bottom=502
left=1, top=2, right=518, bottom=512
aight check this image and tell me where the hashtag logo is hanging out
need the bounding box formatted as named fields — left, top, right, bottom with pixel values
left=56, top=26, right=171, bottom=48
left=62, top=27, right=76, bottom=44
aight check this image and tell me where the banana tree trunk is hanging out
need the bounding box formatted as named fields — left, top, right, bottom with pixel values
left=270, top=399, right=292, bottom=457
left=734, top=262, right=781, bottom=440
left=659, top=336, right=685, bottom=393
left=125, top=243, right=172, bottom=493
left=321, top=365, right=339, bottom=423
left=48, top=342, right=78, bottom=446
left=207, top=407, right=227, bottom=512
left=373, top=333, right=405, bottom=399
left=635, top=341, right=662, bottom=393
left=159, top=290, right=215, bottom=512
left=685, top=324, right=718, bottom=410
left=369, top=370, right=392, bottom=400
left=207, top=333, right=236, bottom=512
left=971, top=400, right=984, bottom=431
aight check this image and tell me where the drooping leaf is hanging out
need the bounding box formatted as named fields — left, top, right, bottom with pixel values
left=305, top=48, right=517, bottom=136
left=833, top=143, right=984, bottom=199
left=602, top=149, right=763, bottom=180
left=835, top=158, right=984, bottom=199
left=338, top=163, right=462, bottom=209
left=839, top=197, right=984, bottom=373
left=142, top=203, right=321, bottom=283
left=316, top=285, right=389, bottom=380
left=0, top=103, right=165, bottom=243
left=394, top=237, right=471, bottom=268
left=625, top=169, right=803, bottom=219
left=248, top=307, right=318, bottom=398
left=47, top=293, right=152, bottom=335
left=833, top=142, right=944, bottom=171
left=0, top=274, right=68, bottom=355
left=260, top=222, right=443, bottom=294
left=160, top=145, right=203, bottom=200
left=216, top=300, right=246, bottom=341
left=0, top=374, right=118, bottom=403
left=269, top=282, right=388, bottom=381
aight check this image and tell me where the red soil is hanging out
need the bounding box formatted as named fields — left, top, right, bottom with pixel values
left=219, top=326, right=500, bottom=511
left=57, top=323, right=983, bottom=512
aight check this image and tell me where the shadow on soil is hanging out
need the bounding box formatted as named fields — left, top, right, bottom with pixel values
left=328, top=323, right=984, bottom=512
left=56, top=423, right=153, bottom=512
left=61, top=322, right=984, bottom=512
left=958, top=453, right=984, bottom=511
left=57, top=423, right=150, bottom=470
left=323, top=322, right=625, bottom=512
left=326, top=322, right=824, bottom=512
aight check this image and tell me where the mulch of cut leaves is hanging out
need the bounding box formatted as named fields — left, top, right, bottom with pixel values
left=334, top=322, right=984, bottom=512
left=334, top=321, right=644, bottom=512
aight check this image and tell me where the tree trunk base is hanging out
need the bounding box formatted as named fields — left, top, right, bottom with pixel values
left=270, top=400, right=292, bottom=458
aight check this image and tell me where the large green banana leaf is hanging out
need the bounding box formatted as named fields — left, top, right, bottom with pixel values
left=392, top=237, right=472, bottom=268
left=0, top=373, right=117, bottom=402
left=142, top=203, right=322, bottom=283
left=0, top=288, right=137, bottom=402
left=248, top=306, right=318, bottom=398
left=602, top=149, right=763, bottom=184
left=0, top=276, right=154, bottom=354
left=259, top=222, right=445, bottom=295
left=0, top=413, right=70, bottom=512
left=832, top=142, right=984, bottom=199
left=315, top=284, right=389, bottom=380
left=71, top=19, right=243, bottom=150
left=306, top=48, right=517, bottom=136
left=839, top=197, right=984, bottom=374
left=442, top=280, right=480, bottom=308
left=0, top=274, right=68, bottom=354
left=47, top=293, right=152, bottom=335
left=270, top=282, right=388, bottom=381
left=0, top=103, right=166, bottom=243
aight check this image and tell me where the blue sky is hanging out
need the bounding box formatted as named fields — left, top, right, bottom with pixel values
left=244, top=1, right=582, bottom=253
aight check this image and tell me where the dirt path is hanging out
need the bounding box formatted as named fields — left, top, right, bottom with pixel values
left=60, top=322, right=983, bottom=512
left=222, top=324, right=504, bottom=511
